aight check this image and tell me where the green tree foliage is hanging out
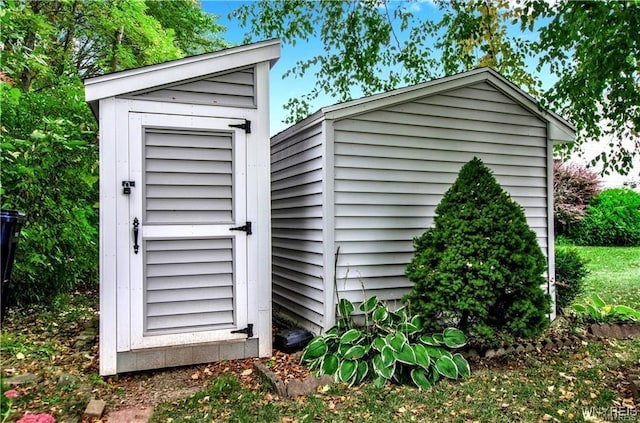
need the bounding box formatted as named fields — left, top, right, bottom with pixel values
left=569, top=188, right=640, bottom=247
left=404, top=158, right=551, bottom=344
left=234, top=0, right=638, bottom=173
left=528, top=0, right=640, bottom=175
left=0, top=0, right=227, bottom=304
left=233, top=0, right=539, bottom=123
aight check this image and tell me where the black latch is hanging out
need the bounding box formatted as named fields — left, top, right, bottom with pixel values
left=122, top=180, right=135, bottom=195
left=229, top=221, right=252, bottom=235
left=231, top=324, right=253, bottom=338
left=228, top=119, right=251, bottom=134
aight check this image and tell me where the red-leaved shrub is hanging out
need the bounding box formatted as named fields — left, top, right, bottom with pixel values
left=553, top=161, right=602, bottom=235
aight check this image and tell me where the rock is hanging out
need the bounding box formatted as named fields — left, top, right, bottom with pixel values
left=4, top=373, right=43, bottom=386
left=106, top=406, right=153, bottom=423
left=83, top=399, right=106, bottom=420
left=484, top=349, right=496, bottom=359
left=57, top=373, right=78, bottom=387
left=524, top=343, right=534, bottom=352
left=286, top=379, right=307, bottom=397
left=543, top=340, right=555, bottom=351
left=466, top=349, right=480, bottom=361
left=253, top=360, right=286, bottom=397
left=495, top=347, right=506, bottom=357
left=515, top=344, right=526, bottom=354
left=317, top=375, right=334, bottom=386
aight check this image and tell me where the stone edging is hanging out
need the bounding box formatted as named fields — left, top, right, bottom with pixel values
left=462, top=322, right=640, bottom=361
left=253, top=360, right=333, bottom=398
left=255, top=323, right=640, bottom=397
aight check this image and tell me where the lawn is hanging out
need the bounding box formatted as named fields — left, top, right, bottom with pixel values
left=571, top=246, right=640, bottom=308
left=1, top=247, right=638, bottom=422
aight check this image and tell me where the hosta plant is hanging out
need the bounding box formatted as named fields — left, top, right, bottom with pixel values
left=573, top=294, right=640, bottom=323
left=301, top=296, right=470, bottom=390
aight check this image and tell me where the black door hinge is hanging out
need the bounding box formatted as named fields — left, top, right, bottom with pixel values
left=231, top=324, right=253, bottom=338
left=229, top=221, right=252, bottom=235
left=228, top=119, right=251, bottom=134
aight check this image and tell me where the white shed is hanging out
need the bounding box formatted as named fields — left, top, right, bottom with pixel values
left=271, top=67, right=575, bottom=335
left=85, top=39, right=280, bottom=375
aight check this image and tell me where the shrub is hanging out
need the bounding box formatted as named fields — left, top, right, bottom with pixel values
left=0, top=80, right=98, bottom=305
left=553, top=161, right=601, bottom=236
left=301, top=297, right=470, bottom=390
left=405, top=157, right=551, bottom=344
left=554, top=247, right=588, bottom=313
left=570, top=188, right=640, bottom=246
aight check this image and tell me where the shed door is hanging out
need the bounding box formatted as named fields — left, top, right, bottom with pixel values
left=128, top=113, right=249, bottom=349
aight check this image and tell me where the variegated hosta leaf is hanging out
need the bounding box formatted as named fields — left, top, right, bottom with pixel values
left=321, top=354, right=339, bottom=375
left=435, top=355, right=459, bottom=379
left=340, top=328, right=362, bottom=345
left=338, top=359, right=358, bottom=383
left=413, top=343, right=431, bottom=370
left=452, top=353, right=470, bottom=378
left=410, top=368, right=433, bottom=390
left=394, top=343, right=417, bottom=365
left=442, top=327, right=467, bottom=348
left=301, top=337, right=327, bottom=362
left=359, top=295, right=379, bottom=313
left=338, top=298, right=355, bottom=318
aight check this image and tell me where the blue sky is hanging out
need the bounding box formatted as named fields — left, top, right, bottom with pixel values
left=200, top=1, right=552, bottom=135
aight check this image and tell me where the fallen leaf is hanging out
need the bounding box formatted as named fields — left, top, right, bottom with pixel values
left=191, top=372, right=200, bottom=380
left=241, top=368, right=253, bottom=377
left=542, top=414, right=553, bottom=421
left=16, top=352, right=25, bottom=360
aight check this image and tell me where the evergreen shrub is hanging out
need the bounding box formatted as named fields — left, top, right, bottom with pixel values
left=554, top=247, right=588, bottom=313
left=569, top=188, right=640, bottom=246
left=405, top=157, right=551, bottom=344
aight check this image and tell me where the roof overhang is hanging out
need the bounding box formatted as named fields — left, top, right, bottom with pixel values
left=84, top=39, right=280, bottom=115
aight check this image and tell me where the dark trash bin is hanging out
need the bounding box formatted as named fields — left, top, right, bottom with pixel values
left=1, top=209, right=26, bottom=322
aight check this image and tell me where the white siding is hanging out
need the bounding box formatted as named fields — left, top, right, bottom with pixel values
left=332, top=82, right=549, bottom=307
left=271, top=123, right=326, bottom=331
left=131, top=67, right=255, bottom=108
left=144, top=130, right=233, bottom=224
left=145, top=238, right=235, bottom=334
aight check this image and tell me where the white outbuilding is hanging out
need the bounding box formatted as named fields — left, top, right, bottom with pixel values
left=85, top=39, right=280, bottom=375
left=271, top=68, right=575, bottom=335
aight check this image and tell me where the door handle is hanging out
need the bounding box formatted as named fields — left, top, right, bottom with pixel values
left=133, top=217, right=140, bottom=254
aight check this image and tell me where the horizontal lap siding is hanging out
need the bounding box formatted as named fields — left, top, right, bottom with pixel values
left=271, top=123, right=326, bottom=331
left=332, top=82, right=549, bottom=308
left=145, top=238, right=234, bottom=334
left=132, top=67, right=255, bottom=108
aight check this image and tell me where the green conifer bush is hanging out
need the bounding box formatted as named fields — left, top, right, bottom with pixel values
left=405, top=157, right=551, bottom=343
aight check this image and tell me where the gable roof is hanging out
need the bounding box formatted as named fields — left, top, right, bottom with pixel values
left=273, top=67, right=575, bottom=144
left=84, top=39, right=280, bottom=110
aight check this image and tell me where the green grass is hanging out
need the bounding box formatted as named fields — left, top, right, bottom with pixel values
left=151, top=340, right=640, bottom=423
left=571, top=246, right=640, bottom=307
